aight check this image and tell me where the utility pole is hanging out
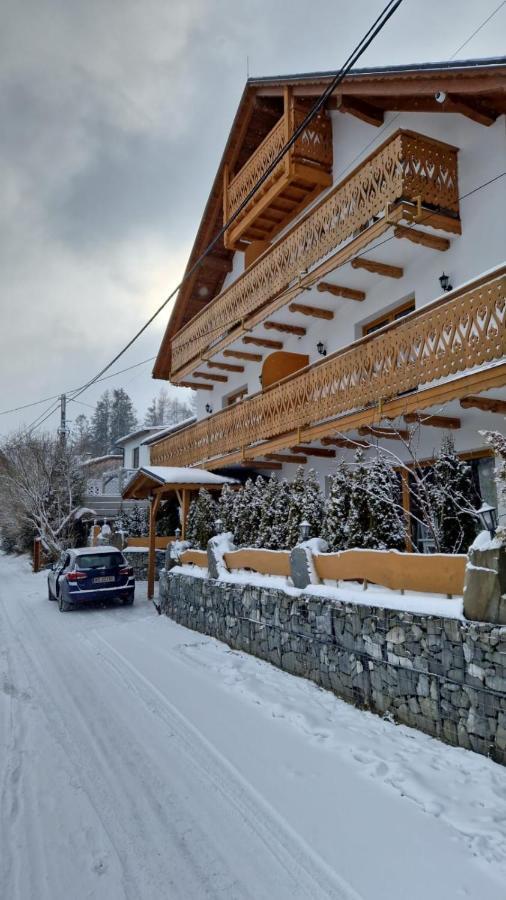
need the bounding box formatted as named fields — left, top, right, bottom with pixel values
left=58, top=393, right=67, bottom=448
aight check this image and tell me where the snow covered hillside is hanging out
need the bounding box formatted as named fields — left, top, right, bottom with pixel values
left=1, top=552, right=505, bottom=900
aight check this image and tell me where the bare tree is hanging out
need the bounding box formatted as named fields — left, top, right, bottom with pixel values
left=0, top=431, right=90, bottom=556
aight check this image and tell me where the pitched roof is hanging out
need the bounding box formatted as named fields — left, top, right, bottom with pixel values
left=153, top=56, right=506, bottom=381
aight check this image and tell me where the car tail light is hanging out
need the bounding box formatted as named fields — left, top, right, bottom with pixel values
left=66, top=571, right=87, bottom=582
left=119, top=566, right=134, bottom=577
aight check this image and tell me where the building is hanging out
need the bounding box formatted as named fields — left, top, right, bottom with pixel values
left=150, top=57, right=506, bottom=546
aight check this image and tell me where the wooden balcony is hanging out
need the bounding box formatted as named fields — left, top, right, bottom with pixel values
left=151, top=267, right=506, bottom=469
left=223, top=99, right=333, bottom=251
left=171, top=129, right=461, bottom=379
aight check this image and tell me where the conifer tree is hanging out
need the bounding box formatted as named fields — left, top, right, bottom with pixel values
left=90, top=391, right=111, bottom=456
left=366, top=455, right=405, bottom=550
left=346, top=451, right=372, bottom=549
left=429, top=436, right=478, bottom=552
left=186, top=489, right=218, bottom=549
left=234, top=477, right=266, bottom=546
left=218, top=483, right=239, bottom=535
left=286, top=467, right=324, bottom=547
left=109, top=388, right=138, bottom=448
left=322, top=462, right=352, bottom=551
left=256, top=476, right=291, bottom=549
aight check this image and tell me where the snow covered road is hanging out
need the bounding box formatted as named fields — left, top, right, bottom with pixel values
left=1, top=553, right=506, bottom=900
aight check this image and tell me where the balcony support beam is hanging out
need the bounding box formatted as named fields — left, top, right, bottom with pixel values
left=266, top=453, right=308, bottom=464
left=335, top=94, right=384, bottom=127
left=393, top=225, right=450, bottom=251
left=264, top=321, right=306, bottom=336
left=207, top=361, right=245, bottom=373
left=194, top=371, right=228, bottom=383
left=351, top=258, right=404, bottom=279
left=460, top=395, right=506, bottom=414
left=288, top=302, right=334, bottom=320
left=290, top=446, right=336, bottom=458
left=179, top=381, right=214, bottom=391
left=358, top=426, right=410, bottom=440
left=243, top=336, right=283, bottom=349
left=224, top=349, right=262, bottom=362
left=403, top=412, right=461, bottom=429
left=317, top=282, right=366, bottom=301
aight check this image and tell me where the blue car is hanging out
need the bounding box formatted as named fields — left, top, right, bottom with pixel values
left=47, top=546, right=135, bottom=612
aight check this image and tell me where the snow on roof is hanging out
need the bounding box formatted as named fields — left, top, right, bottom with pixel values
left=115, top=426, right=165, bottom=447
left=81, top=455, right=123, bottom=467
left=140, top=417, right=196, bottom=446
left=139, top=466, right=238, bottom=486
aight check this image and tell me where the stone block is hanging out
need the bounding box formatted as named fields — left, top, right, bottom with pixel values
left=463, top=542, right=506, bottom=624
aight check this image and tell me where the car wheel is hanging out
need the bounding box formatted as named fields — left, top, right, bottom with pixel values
left=48, top=584, right=56, bottom=601
left=123, top=595, right=134, bottom=606
left=58, top=591, right=72, bottom=612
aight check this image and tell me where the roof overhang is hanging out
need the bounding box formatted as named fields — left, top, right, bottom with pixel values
left=122, top=465, right=238, bottom=499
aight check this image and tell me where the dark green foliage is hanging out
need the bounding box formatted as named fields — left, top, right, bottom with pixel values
left=186, top=489, right=219, bottom=549
left=286, top=467, right=324, bottom=547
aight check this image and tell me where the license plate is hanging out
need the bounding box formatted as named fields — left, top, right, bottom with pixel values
left=93, top=575, right=115, bottom=584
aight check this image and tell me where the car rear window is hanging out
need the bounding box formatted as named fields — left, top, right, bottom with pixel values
left=76, top=553, right=125, bottom=570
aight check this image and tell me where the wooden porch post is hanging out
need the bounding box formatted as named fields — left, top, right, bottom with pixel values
left=147, top=492, right=161, bottom=600
left=181, top=489, right=191, bottom=540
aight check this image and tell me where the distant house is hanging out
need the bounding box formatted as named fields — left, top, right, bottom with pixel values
left=82, top=422, right=197, bottom=521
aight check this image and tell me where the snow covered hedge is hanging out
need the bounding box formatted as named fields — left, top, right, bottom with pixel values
left=186, top=435, right=480, bottom=555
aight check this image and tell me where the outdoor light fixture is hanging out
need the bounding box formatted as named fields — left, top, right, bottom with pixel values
left=299, top=520, right=311, bottom=542
left=317, top=341, right=327, bottom=357
left=205, top=403, right=213, bottom=414
left=214, top=517, right=224, bottom=534
left=477, top=502, right=497, bottom=537
left=439, top=272, right=453, bottom=292
left=175, top=527, right=181, bottom=539
left=434, top=90, right=447, bottom=104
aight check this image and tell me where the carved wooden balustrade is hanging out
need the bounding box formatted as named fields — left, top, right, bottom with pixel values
left=152, top=267, right=506, bottom=468
left=172, top=129, right=460, bottom=377
left=224, top=103, right=333, bottom=235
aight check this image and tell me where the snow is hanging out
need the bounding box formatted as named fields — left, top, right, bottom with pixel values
left=2, top=552, right=506, bottom=899
left=470, top=530, right=503, bottom=551
left=140, top=417, right=197, bottom=445
left=139, top=465, right=238, bottom=486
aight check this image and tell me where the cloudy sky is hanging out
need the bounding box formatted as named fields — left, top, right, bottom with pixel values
left=1, top=0, right=504, bottom=436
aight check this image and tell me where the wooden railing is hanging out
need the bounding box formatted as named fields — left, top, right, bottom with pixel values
left=151, top=267, right=506, bottom=469
left=171, top=129, right=460, bottom=376
left=224, top=104, right=333, bottom=223
left=223, top=548, right=291, bottom=577
left=313, top=549, right=466, bottom=595
left=180, top=549, right=208, bottom=568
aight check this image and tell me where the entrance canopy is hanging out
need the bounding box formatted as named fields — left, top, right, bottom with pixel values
left=122, top=466, right=238, bottom=500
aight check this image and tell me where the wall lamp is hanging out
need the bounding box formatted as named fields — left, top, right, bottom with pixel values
left=316, top=341, right=327, bottom=357
left=477, top=503, right=497, bottom=537
left=439, top=272, right=453, bottom=293
left=205, top=403, right=213, bottom=414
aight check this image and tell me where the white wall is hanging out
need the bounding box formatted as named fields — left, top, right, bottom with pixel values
left=121, top=438, right=151, bottom=468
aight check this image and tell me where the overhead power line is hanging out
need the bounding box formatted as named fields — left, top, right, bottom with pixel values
left=64, top=0, right=406, bottom=406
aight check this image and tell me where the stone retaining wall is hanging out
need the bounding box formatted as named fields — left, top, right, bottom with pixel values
left=160, top=571, right=506, bottom=764
left=123, top=549, right=164, bottom=581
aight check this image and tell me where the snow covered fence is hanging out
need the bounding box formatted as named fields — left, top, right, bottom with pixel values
left=159, top=571, right=506, bottom=764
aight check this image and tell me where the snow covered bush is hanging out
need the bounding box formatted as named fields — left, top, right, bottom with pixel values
left=422, top=436, right=478, bottom=553
left=322, top=461, right=351, bottom=551
left=186, top=489, right=218, bottom=549
left=286, top=467, right=324, bottom=547
left=256, top=475, right=291, bottom=549
left=121, top=504, right=149, bottom=537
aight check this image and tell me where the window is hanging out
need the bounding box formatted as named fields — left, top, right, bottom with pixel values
left=362, top=298, right=415, bottom=337
left=133, top=447, right=139, bottom=468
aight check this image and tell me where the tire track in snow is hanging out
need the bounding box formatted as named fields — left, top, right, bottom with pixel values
left=93, top=631, right=361, bottom=900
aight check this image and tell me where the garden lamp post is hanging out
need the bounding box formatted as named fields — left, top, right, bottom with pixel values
left=299, top=520, right=311, bottom=542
